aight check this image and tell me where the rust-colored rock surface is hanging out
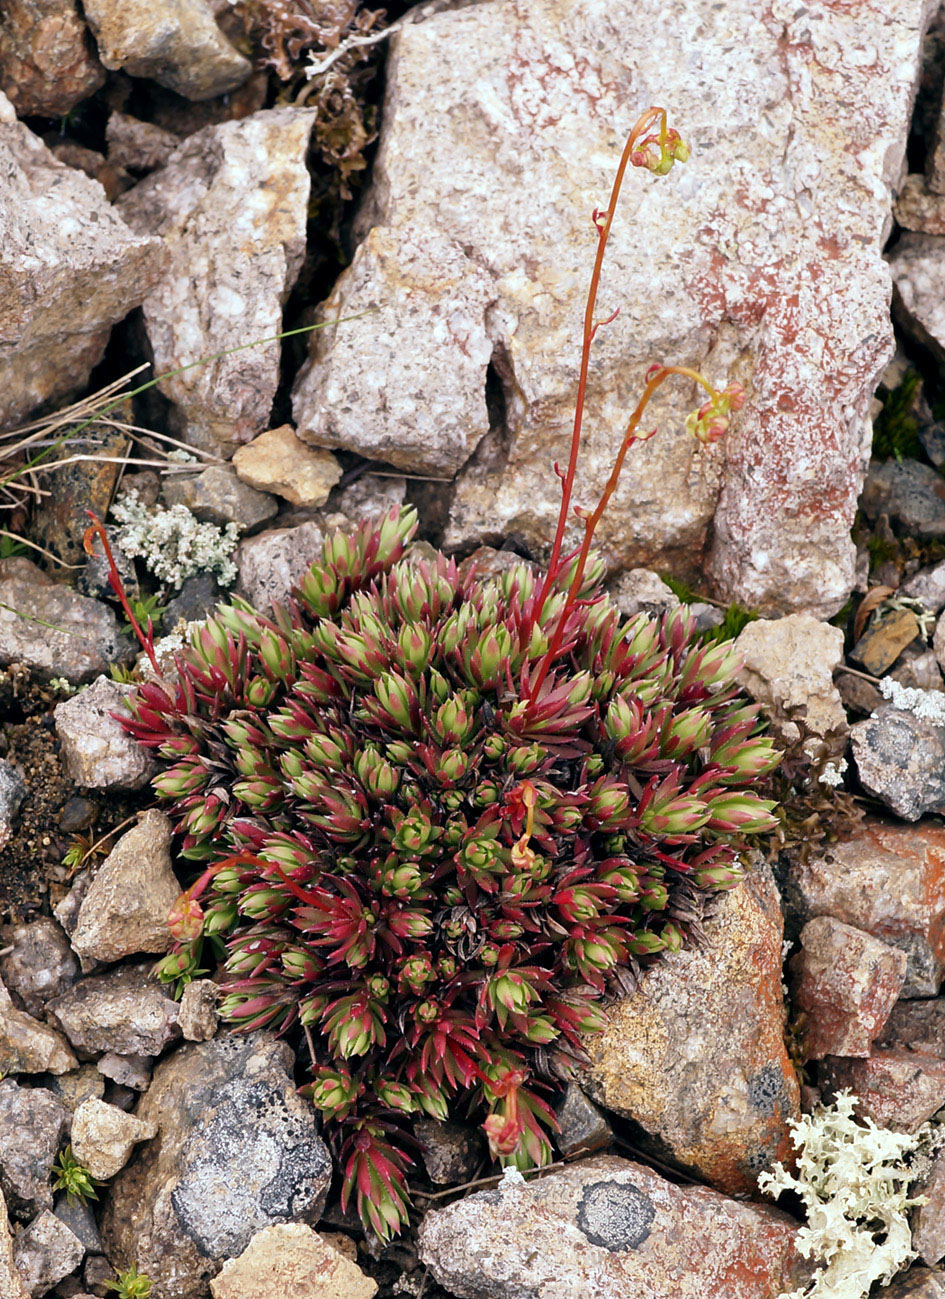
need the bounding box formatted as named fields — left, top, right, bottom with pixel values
left=782, top=819, right=945, bottom=997
left=789, top=917, right=907, bottom=1060
left=582, top=862, right=799, bottom=1195
left=820, top=1048, right=945, bottom=1132
left=0, top=0, right=103, bottom=118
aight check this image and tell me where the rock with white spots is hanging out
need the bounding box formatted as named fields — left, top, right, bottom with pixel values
left=295, top=0, right=929, bottom=616
left=118, top=108, right=315, bottom=456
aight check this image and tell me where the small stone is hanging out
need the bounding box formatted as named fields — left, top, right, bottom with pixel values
left=418, top=1154, right=808, bottom=1299
left=70, top=810, right=179, bottom=965
left=45, top=1068, right=105, bottom=1118
left=71, top=1099, right=156, bottom=1181
left=835, top=668, right=884, bottom=717
left=0, top=580, right=132, bottom=684
left=0, top=760, right=26, bottom=848
left=735, top=615, right=848, bottom=763
left=101, top=1035, right=332, bottom=1299
left=780, top=819, right=945, bottom=997
left=209, top=1223, right=377, bottom=1299
left=1, top=1189, right=29, bottom=1299
left=788, top=918, right=907, bottom=1060
left=912, top=1149, right=945, bottom=1264
left=894, top=175, right=945, bottom=235
left=77, top=526, right=137, bottom=602
left=861, top=459, right=945, bottom=538
left=46, top=964, right=181, bottom=1059
left=0, top=1079, right=70, bottom=1217
left=820, top=1049, right=945, bottom=1131
left=163, top=466, right=278, bottom=531
left=879, top=1000, right=945, bottom=1056
left=413, top=1120, right=481, bottom=1186
left=47, top=142, right=131, bottom=201
left=904, top=560, right=945, bottom=613
left=233, top=427, right=342, bottom=508
left=235, top=521, right=324, bottom=612
left=326, top=472, right=406, bottom=525
left=553, top=1082, right=614, bottom=1159
left=106, top=112, right=180, bottom=173
left=118, top=108, right=315, bottom=455
left=96, top=1053, right=152, bottom=1092
left=0, top=0, right=104, bottom=118
left=933, top=613, right=945, bottom=674
left=57, top=799, right=99, bottom=835
left=582, top=861, right=799, bottom=1196
left=0, top=978, right=77, bottom=1076
left=54, top=1197, right=102, bottom=1256
left=606, top=570, right=680, bottom=621
left=0, top=919, right=78, bottom=1018
left=161, top=573, right=222, bottom=632
left=890, top=235, right=945, bottom=369
left=850, top=608, right=922, bottom=676
left=851, top=707, right=945, bottom=821
left=83, top=1254, right=115, bottom=1295
left=54, top=678, right=154, bottom=791
left=82, top=0, right=251, bottom=100
left=13, top=1210, right=84, bottom=1297
left=178, top=980, right=218, bottom=1042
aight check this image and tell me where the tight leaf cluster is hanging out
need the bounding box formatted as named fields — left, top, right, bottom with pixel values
left=124, top=507, right=779, bottom=1240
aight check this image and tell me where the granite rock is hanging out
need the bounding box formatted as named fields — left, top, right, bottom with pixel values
left=162, top=465, right=279, bottom=531
left=46, top=964, right=181, bottom=1058
left=70, top=810, right=179, bottom=965
left=235, top=520, right=324, bottom=612
left=0, top=106, right=166, bottom=428
left=0, top=918, right=77, bottom=1018
left=0, top=978, right=77, bottom=1076
left=81, top=0, right=250, bottom=101
left=851, top=706, right=945, bottom=820
left=296, top=0, right=928, bottom=616
left=101, top=1034, right=332, bottom=1299
left=54, top=677, right=154, bottom=791
left=820, top=1048, right=945, bottom=1132
left=418, top=1155, right=809, bottom=1299
left=71, top=1098, right=157, bottom=1180
left=118, top=108, right=315, bottom=455
left=735, top=614, right=848, bottom=763
left=0, top=579, right=132, bottom=684
left=12, top=1210, right=84, bottom=1297
left=582, top=862, right=799, bottom=1195
left=788, top=917, right=907, bottom=1060
left=209, top=1224, right=377, bottom=1299
left=0, top=1079, right=70, bottom=1217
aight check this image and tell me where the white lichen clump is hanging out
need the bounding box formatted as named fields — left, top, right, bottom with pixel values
left=878, top=676, right=945, bottom=726
left=759, top=1090, right=937, bottom=1299
left=817, top=758, right=847, bottom=788
left=111, top=492, right=238, bottom=588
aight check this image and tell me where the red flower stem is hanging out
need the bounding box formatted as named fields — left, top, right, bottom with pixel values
left=527, top=361, right=721, bottom=701
left=525, top=104, right=666, bottom=644
left=83, top=512, right=161, bottom=674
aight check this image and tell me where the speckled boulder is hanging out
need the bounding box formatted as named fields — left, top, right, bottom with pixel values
left=100, top=1034, right=332, bottom=1299
left=46, top=963, right=181, bottom=1058
left=54, top=677, right=154, bottom=791
left=581, top=861, right=799, bottom=1195
left=418, top=1156, right=809, bottom=1299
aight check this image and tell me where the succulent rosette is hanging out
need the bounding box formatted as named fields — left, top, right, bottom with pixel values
left=124, top=504, right=779, bottom=1239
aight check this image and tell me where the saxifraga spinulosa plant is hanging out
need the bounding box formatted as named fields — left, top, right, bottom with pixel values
left=111, top=106, right=777, bottom=1240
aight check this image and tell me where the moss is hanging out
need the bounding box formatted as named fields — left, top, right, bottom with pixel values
left=704, top=602, right=758, bottom=643
left=872, top=370, right=923, bottom=462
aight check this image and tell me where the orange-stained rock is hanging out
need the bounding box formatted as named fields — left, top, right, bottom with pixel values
left=789, top=917, right=907, bottom=1060
left=820, top=1048, right=945, bottom=1132
left=581, top=862, right=799, bottom=1196
left=782, top=819, right=945, bottom=997
left=418, top=1155, right=810, bottom=1299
